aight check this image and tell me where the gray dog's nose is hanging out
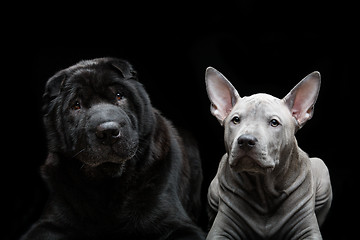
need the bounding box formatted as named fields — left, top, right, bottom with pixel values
left=237, top=134, right=258, bottom=151
left=95, top=121, right=120, bottom=145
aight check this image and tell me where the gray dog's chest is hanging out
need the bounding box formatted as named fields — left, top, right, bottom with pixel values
left=224, top=161, right=315, bottom=238
left=209, top=153, right=320, bottom=239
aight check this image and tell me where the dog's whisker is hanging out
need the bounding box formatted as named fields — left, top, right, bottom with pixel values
left=72, top=148, right=85, bottom=158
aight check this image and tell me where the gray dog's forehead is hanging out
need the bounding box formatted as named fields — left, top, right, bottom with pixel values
left=232, top=93, right=290, bottom=118
left=238, top=93, right=283, bottom=107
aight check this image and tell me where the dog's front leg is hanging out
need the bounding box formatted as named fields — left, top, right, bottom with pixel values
left=207, top=154, right=228, bottom=229
left=207, top=175, right=220, bottom=228
left=310, top=157, right=332, bottom=226
left=206, top=211, right=242, bottom=240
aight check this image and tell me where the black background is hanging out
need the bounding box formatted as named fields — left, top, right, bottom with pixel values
left=6, top=3, right=357, bottom=240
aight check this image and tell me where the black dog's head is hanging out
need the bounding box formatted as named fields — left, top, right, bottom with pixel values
left=43, top=58, right=155, bottom=171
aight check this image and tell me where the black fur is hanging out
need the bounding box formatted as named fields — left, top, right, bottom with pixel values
left=21, top=58, right=204, bottom=240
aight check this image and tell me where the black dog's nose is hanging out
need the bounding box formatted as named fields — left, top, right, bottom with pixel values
left=237, top=134, right=258, bottom=151
left=95, top=121, right=120, bottom=145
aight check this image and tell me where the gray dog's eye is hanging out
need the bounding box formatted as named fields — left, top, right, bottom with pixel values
left=270, top=119, right=280, bottom=127
left=231, top=116, right=240, bottom=125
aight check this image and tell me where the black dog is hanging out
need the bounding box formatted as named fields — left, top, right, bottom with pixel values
left=21, top=58, right=204, bottom=240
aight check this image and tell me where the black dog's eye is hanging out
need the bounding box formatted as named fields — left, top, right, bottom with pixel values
left=270, top=119, right=280, bottom=127
left=231, top=116, right=240, bottom=124
left=116, top=92, right=123, bottom=101
left=72, top=101, right=81, bottom=110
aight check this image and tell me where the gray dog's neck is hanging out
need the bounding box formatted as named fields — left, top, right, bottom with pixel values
left=224, top=138, right=310, bottom=211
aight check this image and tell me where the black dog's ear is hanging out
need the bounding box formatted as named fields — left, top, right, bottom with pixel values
left=42, top=71, right=67, bottom=113
left=108, top=58, right=137, bottom=79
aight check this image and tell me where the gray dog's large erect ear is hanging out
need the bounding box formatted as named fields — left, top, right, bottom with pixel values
left=205, top=67, right=240, bottom=125
left=283, top=71, right=321, bottom=129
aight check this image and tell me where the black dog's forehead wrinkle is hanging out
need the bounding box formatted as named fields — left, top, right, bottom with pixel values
left=44, top=57, right=134, bottom=96
left=71, top=67, right=118, bottom=86
left=62, top=69, right=125, bottom=97
left=66, top=57, right=135, bottom=76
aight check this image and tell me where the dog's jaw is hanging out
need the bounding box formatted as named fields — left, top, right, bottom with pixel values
left=229, top=154, right=276, bottom=174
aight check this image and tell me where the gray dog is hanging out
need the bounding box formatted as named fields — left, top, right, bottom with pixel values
left=205, top=68, right=332, bottom=240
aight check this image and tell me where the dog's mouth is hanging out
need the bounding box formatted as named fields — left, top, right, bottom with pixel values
left=76, top=141, right=138, bottom=168
left=229, top=155, right=275, bottom=174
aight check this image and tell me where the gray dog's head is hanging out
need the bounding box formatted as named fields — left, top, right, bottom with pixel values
left=205, top=68, right=320, bottom=174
